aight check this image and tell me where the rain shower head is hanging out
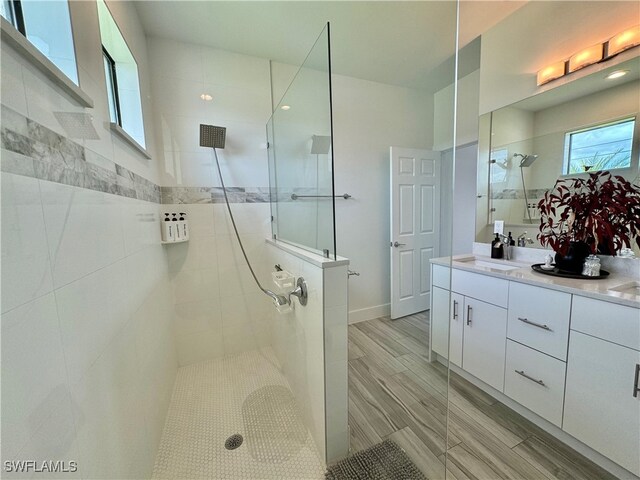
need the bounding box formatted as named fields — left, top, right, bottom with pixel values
left=199, top=124, right=226, bottom=149
left=514, top=153, right=538, bottom=168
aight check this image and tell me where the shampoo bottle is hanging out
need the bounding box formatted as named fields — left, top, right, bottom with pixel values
left=162, top=213, right=174, bottom=242
left=179, top=212, right=189, bottom=241
left=172, top=213, right=181, bottom=241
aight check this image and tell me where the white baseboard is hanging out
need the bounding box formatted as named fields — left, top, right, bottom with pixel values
left=348, top=304, right=390, bottom=324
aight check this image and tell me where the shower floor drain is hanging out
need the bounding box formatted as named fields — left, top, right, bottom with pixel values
left=225, top=434, right=244, bottom=450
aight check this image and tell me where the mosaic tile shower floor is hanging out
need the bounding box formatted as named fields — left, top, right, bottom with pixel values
left=152, top=348, right=325, bottom=480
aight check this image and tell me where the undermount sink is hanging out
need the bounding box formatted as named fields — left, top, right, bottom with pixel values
left=608, top=281, right=640, bottom=298
left=456, top=257, right=522, bottom=271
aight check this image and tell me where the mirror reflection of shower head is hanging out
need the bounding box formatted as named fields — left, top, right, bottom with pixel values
left=514, top=153, right=538, bottom=168
left=311, top=135, right=331, bottom=155
left=199, top=124, right=226, bottom=149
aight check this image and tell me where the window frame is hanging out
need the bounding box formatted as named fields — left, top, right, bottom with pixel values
left=102, top=46, right=122, bottom=126
left=97, top=0, right=147, bottom=152
left=562, top=115, right=640, bottom=178
left=1, top=0, right=80, bottom=86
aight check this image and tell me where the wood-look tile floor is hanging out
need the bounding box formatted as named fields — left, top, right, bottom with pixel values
left=348, top=313, right=617, bottom=480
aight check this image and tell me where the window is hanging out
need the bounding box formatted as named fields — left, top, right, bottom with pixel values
left=1, top=0, right=79, bottom=84
left=97, top=0, right=145, bottom=149
left=490, top=148, right=509, bottom=183
left=564, top=117, right=636, bottom=174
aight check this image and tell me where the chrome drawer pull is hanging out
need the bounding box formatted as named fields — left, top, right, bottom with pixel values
left=466, top=305, right=472, bottom=326
left=634, top=364, right=639, bottom=399
left=453, top=300, right=458, bottom=320
left=515, top=369, right=546, bottom=387
left=518, top=317, right=552, bottom=331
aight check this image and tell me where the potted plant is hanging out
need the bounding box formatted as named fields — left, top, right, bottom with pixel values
left=537, top=171, right=640, bottom=273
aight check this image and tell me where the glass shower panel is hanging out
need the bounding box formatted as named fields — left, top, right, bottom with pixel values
left=267, top=23, right=336, bottom=258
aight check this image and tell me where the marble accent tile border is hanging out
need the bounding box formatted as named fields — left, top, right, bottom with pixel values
left=491, top=188, right=550, bottom=200
left=1, top=105, right=160, bottom=203
left=1, top=105, right=333, bottom=205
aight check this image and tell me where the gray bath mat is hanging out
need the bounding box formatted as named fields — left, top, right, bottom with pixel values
left=326, top=440, right=427, bottom=480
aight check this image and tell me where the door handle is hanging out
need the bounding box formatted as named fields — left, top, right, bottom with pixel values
left=453, top=300, right=458, bottom=320
left=392, top=241, right=406, bottom=248
left=634, top=364, right=640, bottom=398
left=466, top=305, right=472, bottom=326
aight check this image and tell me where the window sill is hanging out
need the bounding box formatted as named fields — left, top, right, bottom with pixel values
left=1, top=17, right=93, bottom=108
left=110, top=122, right=151, bottom=159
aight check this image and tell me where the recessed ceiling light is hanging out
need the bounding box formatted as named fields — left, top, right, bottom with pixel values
left=605, top=70, right=629, bottom=80
left=200, top=93, right=213, bottom=101
left=280, top=105, right=290, bottom=110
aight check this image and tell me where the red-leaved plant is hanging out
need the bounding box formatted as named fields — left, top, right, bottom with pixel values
left=537, top=171, right=640, bottom=256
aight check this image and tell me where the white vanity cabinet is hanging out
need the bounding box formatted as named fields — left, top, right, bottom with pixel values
left=429, top=260, right=640, bottom=478
left=563, top=297, right=640, bottom=477
left=462, top=296, right=507, bottom=391
left=430, top=286, right=464, bottom=367
left=431, top=266, right=508, bottom=390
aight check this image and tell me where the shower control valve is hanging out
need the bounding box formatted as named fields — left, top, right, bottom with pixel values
left=288, top=277, right=308, bottom=306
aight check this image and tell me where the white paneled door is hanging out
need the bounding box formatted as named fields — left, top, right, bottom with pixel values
left=390, top=147, right=440, bottom=319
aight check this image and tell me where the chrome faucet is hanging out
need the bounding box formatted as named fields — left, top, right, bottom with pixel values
left=517, top=232, right=534, bottom=248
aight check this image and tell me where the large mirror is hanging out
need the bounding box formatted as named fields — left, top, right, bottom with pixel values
left=476, top=54, right=640, bottom=248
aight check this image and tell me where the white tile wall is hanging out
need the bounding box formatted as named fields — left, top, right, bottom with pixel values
left=1, top=174, right=54, bottom=314
left=1, top=174, right=177, bottom=480
left=165, top=203, right=274, bottom=365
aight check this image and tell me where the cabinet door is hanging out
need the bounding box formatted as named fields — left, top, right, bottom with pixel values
left=563, top=331, right=640, bottom=476
left=449, top=293, right=464, bottom=367
left=431, top=286, right=450, bottom=359
left=463, top=297, right=508, bottom=392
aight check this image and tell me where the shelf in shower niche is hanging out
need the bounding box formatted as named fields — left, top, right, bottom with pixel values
left=161, top=238, right=189, bottom=245
left=531, top=264, right=609, bottom=279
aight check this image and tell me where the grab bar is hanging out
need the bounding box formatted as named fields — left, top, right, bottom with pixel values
left=291, top=193, right=352, bottom=200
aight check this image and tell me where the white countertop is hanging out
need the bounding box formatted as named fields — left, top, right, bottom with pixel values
left=432, top=254, right=640, bottom=309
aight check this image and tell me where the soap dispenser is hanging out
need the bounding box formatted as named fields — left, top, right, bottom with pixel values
left=162, top=213, right=174, bottom=242
left=179, top=212, right=189, bottom=241
left=171, top=213, right=181, bottom=241
left=491, top=233, right=504, bottom=259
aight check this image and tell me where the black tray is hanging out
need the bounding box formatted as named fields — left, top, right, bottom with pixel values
left=531, top=263, right=609, bottom=280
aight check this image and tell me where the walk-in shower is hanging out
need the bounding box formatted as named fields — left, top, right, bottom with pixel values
left=199, top=123, right=292, bottom=308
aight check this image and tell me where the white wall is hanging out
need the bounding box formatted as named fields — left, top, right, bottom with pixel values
left=1, top=2, right=177, bottom=478
left=479, top=1, right=640, bottom=114
left=331, top=74, right=434, bottom=321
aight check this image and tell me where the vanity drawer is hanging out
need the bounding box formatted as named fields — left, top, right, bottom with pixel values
left=504, top=340, right=566, bottom=428
left=507, top=282, right=571, bottom=361
left=571, top=296, right=640, bottom=351
left=432, top=264, right=451, bottom=289
left=451, top=269, right=508, bottom=307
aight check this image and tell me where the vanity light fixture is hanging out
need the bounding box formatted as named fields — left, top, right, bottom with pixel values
left=536, top=61, right=566, bottom=86
left=200, top=93, right=213, bottom=101
left=608, top=25, right=640, bottom=56
left=606, top=69, right=630, bottom=80
left=280, top=105, right=291, bottom=110
left=536, top=24, right=639, bottom=86
left=568, top=44, right=604, bottom=73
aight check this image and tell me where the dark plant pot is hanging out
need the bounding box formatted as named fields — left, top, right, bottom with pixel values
left=555, top=241, right=591, bottom=273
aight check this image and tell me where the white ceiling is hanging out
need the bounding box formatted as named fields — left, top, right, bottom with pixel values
left=134, top=1, right=525, bottom=90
